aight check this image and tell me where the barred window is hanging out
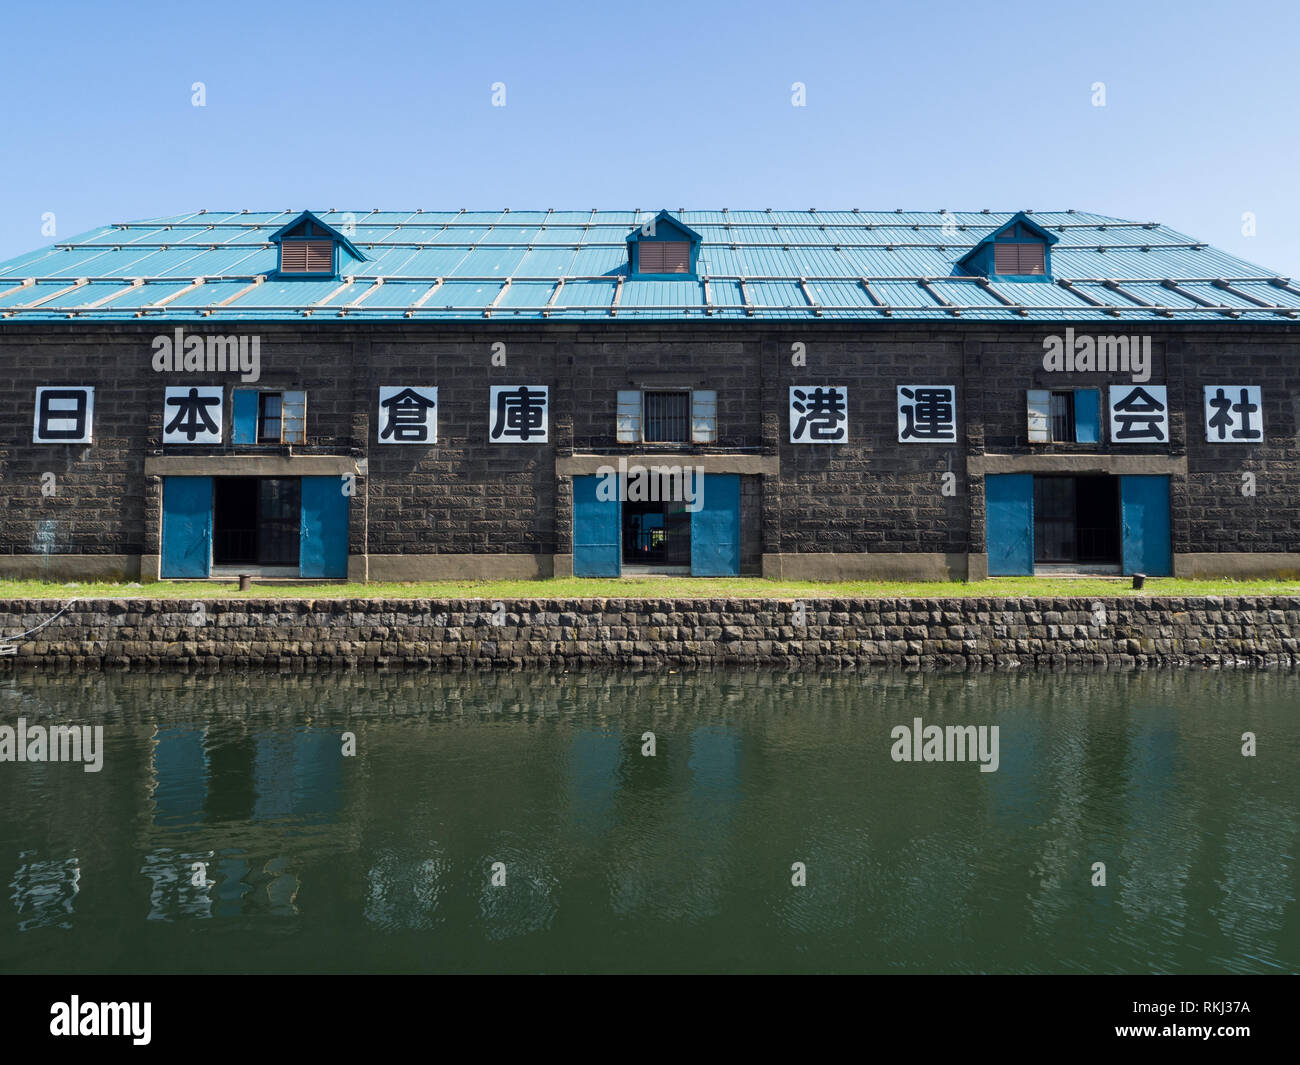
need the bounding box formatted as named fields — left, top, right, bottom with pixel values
left=617, top=389, right=715, bottom=443
left=257, top=392, right=282, bottom=443
left=1028, top=389, right=1084, bottom=443
left=1049, top=390, right=1075, bottom=442
left=643, top=391, right=690, bottom=442
left=253, top=390, right=306, bottom=444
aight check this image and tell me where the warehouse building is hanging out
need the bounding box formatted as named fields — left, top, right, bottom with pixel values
left=1, top=206, right=1298, bottom=582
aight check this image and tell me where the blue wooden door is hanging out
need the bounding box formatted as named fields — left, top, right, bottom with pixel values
left=300, top=476, right=349, bottom=578
left=1120, top=475, right=1171, bottom=576
left=160, top=476, right=213, bottom=578
left=691, top=473, right=740, bottom=577
left=986, top=474, right=1034, bottom=576
left=573, top=475, right=620, bottom=577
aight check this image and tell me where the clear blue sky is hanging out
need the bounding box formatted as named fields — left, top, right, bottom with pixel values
left=2, top=0, right=1298, bottom=274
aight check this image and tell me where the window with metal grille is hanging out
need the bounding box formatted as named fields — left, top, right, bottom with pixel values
left=1049, top=391, right=1075, bottom=442
left=617, top=389, right=715, bottom=443
left=638, top=241, right=690, bottom=274
left=280, top=239, right=334, bottom=274
left=1028, top=389, right=1082, bottom=443
left=994, top=242, right=1045, bottom=275
left=256, top=390, right=306, bottom=444
left=643, top=391, right=691, bottom=442
left=257, top=393, right=282, bottom=443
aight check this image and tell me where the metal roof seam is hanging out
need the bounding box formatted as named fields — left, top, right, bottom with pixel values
left=3, top=209, right=1293, bottom=322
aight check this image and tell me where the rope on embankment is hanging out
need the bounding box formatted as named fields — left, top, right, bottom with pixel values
left=0, top=599, right=81, bottom=645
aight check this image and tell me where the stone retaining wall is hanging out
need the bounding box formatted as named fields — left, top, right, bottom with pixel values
left=1, top=596, right=1298, bottom=670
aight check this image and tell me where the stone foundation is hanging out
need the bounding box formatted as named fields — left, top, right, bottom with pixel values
left=1, top=595, right=1298, bottom=671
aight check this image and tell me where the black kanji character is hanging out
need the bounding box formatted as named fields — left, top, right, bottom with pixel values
left=491, top=386, right=547, bottom=442
left=380, top=388, right=436, bottom=442
left=1112, top=386, right=1166, bottom=442
left=792, top=387, right=846, bottom=441
left=899, top=386, right=955, bottom=441
left=165, top=388, right=221, bottom=442
left=36, top=389, right=89, bottom=441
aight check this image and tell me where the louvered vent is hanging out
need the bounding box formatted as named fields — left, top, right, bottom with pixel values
left=281, top=239, right=334, bottom=273
left=639, top=241, right=690, bottom=273
left=994, top=242, right=1045, bottom=275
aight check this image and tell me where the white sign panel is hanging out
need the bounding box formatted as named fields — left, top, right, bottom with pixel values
left=33, top=387, right=94, bottom=443
left=163, top=386, right=224, bottom=445
left=897, top=385, right=957, bottom=443
left=489, top=385, right=548, bottom=443
left=1203, top=385, right=1263, bottom=443
left=378, top=386, right=438, bottom=444
left=789, top=386, right=848, bottom=443
left=1108, top=384, right=1168, bottom=444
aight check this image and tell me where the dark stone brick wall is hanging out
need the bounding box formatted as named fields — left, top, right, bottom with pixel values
left=1, top=320, right=1299, bottom=565
left=361, top=330, right=558, bottom=556
left=740, top=474, right=762, bottom=574
left=2, top=596, right=1297, bottom=670
left=771, top=332, right=968, bottom=555
left=0, top=325, right=360, bottom=558
left=977, top=330, right=1173, bottom=453
left=1179, top=329, right=1300, bottom=554
left=972, top=324, right=1300, bottom=554
left=567, top=332, right=761, bottom=451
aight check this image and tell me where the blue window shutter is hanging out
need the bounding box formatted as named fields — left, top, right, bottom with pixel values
left=690, top=473, right=740, bottom=576
left=1074, top=389, right=1100, bottom=443
left=160, top=476, right=212, bottom=578
left=573, top=475, right=620, bottom=577
left=985, top=474, right=1034, bottom=576
left=1120, top=475, right=1171, bottom=576
left=299, top=476, right=349, bottom=578
left=232, top=390, right=259, bottom=444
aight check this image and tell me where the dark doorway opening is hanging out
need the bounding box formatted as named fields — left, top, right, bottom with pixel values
left=213, top=477, right=301, bottom=567
left=622, top=500, right=691, bottom=570
left=1033, top=475, right=1120, bottom=565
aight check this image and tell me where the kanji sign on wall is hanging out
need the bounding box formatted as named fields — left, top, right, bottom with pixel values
left=1108, top=385, right=1168, bottom=443
left=489, top=385, right=548, bottom=443
left=33, top=387, right=94, bottom=443
left=163, top=386, right=223, bottom=445
left=1203, top=386, right=1263, bottom=443
left=378, top=386, right=438, bottom=444
left=789, top=386, right=848, bottom=443
left=897, top=385, right=957, bottom=443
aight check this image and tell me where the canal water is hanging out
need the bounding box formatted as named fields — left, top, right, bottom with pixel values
left=0, top=670, right=1296, bottom=974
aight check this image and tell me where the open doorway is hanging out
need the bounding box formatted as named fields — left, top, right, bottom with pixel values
left=622, top=500, right=691, bottom=574
left=1033, top=475, right=1120, bottom=572
left=212, top=477, right=301, bottom=574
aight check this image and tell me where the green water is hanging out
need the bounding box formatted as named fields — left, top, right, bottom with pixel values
left=0, top=670, right=1296, bottom=974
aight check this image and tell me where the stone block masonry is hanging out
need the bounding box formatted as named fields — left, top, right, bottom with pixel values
left=0, top=596, right=1297, bottom=671
left=4, top=320, right=1300, bottom=582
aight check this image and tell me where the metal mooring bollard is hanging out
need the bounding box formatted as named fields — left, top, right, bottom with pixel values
left=239, top=574, right=252, bottom=591
left=1132, top=573, right=1146, bottom=590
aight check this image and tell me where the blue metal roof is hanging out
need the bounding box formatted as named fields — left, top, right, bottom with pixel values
left=1, top=208, right=1297, bottom=322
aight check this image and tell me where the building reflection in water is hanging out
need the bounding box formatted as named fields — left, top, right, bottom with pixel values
left=141, top=724, right=338, bottom=921
left=10, top=852, right=80, bottom=931
left=1, top=670, right=1295, bottom=974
